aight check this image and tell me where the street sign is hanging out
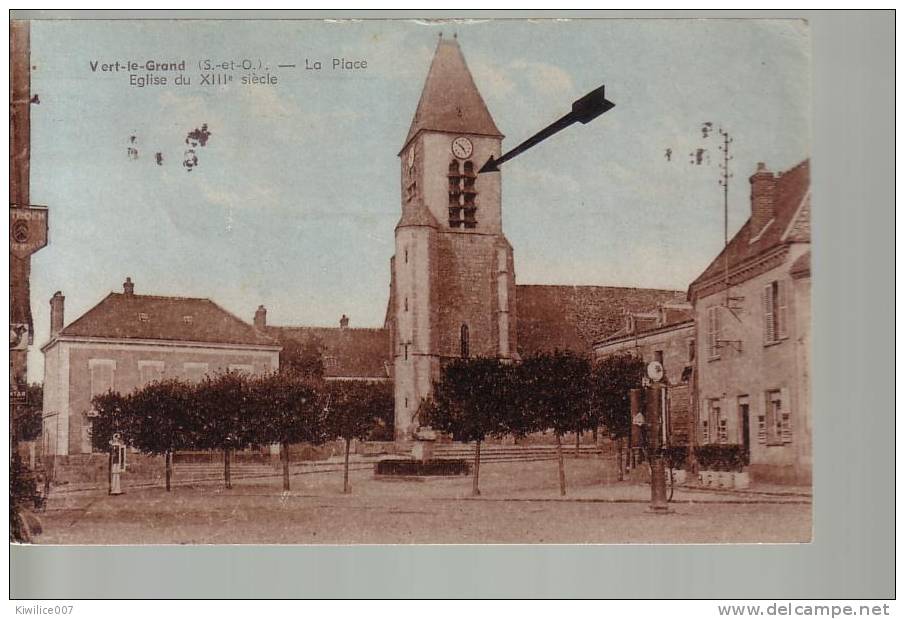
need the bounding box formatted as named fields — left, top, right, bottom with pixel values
left=10, top=205, right=48, bottom=258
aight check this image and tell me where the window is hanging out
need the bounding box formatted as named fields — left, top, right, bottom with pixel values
left=88, top=359, right=115, bottom=453
left=448, top=159, right=478, bottom=229
left=701, top=420, right=709, bottom=444
left=89, top=359, right=115, bottom=399
left=138, top=360, right=165, bottom=385
left=404, top=296, right=409, bottom=312
left=138, top=312, right=150, bottom=323
left=460, top=324, right=470, bottom=358
left=182, top=315, right=193, bottom=324
left=763, top=280, right=788, bottom=344
left=654, top=350, right=664, bottom=366
left=707, top=306, right=721, bottom=359
left=687, top=338, right=696, bottom=362
left=706, top=399, right=721, bottom=445
left=717, top=418, right=729, bottom=444
left=183, top=362, right=209, bottom=383
left=765, top=389, right=792, bottom=444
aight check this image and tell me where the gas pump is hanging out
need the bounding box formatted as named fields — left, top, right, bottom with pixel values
left=631, top=361, right=673, bottom=514
left=109, top=433, right=126, bottom=496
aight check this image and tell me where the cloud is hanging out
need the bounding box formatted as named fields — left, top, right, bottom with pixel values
left=510, top=60, right=575, bottom=98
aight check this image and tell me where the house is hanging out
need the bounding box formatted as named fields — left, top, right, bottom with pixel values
left=41, top=278, right=281, bottom=457
left=592, top=301, right=695, bottom=446
left=253, top=306, right=391, bottom=382
left=688, top=160, right=811, bottom=484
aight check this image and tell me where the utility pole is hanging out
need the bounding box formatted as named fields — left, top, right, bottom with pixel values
left=718, top=128, right=733, bottom=307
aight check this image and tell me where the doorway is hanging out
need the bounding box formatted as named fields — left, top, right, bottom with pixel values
left=738, top=396, right=750, bottom=464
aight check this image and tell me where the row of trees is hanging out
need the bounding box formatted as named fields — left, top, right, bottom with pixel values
left=90, top=371, right=393, bottom=493
left=423, top=351, right=645, bottom=496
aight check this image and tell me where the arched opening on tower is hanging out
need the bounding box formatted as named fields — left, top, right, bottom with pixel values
left=460, top=324, right=470, bottom=358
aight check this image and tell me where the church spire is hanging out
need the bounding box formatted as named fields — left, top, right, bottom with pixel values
left=401, top=36, right=502, bottom=151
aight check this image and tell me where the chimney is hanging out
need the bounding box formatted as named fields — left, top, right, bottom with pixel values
left=50, top=291, right=64, bottom=338
left=339, top=314, right=350, bottom=329
left=254, top=305, right=267, bottom=330
left=749, top=162, right=777, bottom=235
left=123, top=277, right=135, bottom=296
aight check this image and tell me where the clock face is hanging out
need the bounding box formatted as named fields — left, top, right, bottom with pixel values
left=451, top=136, right=473, bottom=159
left=407, top=147, right=415, bottom=169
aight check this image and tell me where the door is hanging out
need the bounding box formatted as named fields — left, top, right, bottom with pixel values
left=738, top=397, right=751, bottom=464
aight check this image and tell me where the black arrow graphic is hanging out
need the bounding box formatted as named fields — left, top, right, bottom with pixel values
left=479, top=84, right=615, bottom=173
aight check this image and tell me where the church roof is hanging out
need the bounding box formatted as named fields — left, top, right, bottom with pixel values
left=266, top=325, right=391, bottom=380
left=515, top=285, right=687, bottom=356
left=55, top=292, right=278, bottom=348
left=401, top=37, right=502, bottom=151
left=396, top=201, right=439, bottom=229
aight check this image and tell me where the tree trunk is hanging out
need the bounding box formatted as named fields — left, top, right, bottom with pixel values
left=472, top=440, right=482, bottom=497
left=108, top=450, right=113, bottom=495
left=342, top=437, right=351, bottom=494
left=165, top=450, right=172, bottom=492
left=224, top=448, right=232, bottom=489
left=555, top=433, right=566, bottom=496
left=592, top=427, right=598, bottom=445
left=617, top=437, right=625, bottom=481
left=281, top=440, right=290, bottom=492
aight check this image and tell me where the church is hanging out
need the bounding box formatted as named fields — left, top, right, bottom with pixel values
left=383, top=37, right=684, bottom=440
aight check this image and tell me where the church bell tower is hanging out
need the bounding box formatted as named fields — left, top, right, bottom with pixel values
left=390, top=36, right=518, bottom=440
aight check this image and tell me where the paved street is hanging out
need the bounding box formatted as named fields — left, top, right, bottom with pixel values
left=32, top=458, right=811, bottom=544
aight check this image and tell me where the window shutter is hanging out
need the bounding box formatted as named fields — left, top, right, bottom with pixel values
left=757, top=415, right=767, bottom=444
left=777, top=280, right=789, bottom=339
left=708, top=306, right=720, bottom=357
left=780, top=387, right=792, bottom=442
left=763, top=284, right=775, bottom=343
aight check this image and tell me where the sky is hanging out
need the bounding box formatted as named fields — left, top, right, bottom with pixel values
left=26, top=18, right=810, bottom=380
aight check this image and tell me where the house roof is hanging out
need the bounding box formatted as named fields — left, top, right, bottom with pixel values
left=790, top=250, right=811, bottom=278
left=515, top=285, right=687, bottom=356
left=401, top=37, right=502, bottom=151
left=57, top=293, right=278, bottom=347
left=599, top=304, right=694, bottom=345
left=266, top=326, right=391, bottom=379
left=690, top=160, right=810, bottom=294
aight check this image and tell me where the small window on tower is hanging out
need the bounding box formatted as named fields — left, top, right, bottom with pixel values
left=460, top=324, right=470, bottom=358
left=448, top=160, right=466, bottom=229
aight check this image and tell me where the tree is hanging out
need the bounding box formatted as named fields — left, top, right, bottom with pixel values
left=279, top=337, right=325, bottom=380
left=193, top=371, right=254, bottom=489
left=591, top=352, right=645, bottom=480
left=519, top=351, right=591, bottom=496
left=14, top=383, right=43, bottom=443
left=128, top=379, right=197, bottom=492
left=249, top=372, right=326, bottom=492
left=425, top=357, right=514, bottom=496
left=324, top=380, right=392, bottom=493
